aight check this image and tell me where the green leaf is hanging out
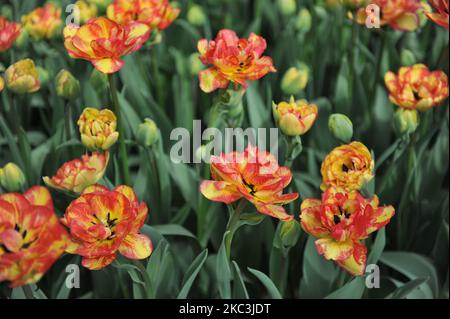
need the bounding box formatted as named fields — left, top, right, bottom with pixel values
left=152, top=224, right=197, bottom=240
left=177, top=249, right=208, bottom=299
left=247, top=267, right=282, bottom=299
left=325, top=277, right=366, bottom=299
left=231, top=261, right=249, bottom=299
left=216, top=231, right=232, bottom=299
left=386, top=277, right=430, bottom=299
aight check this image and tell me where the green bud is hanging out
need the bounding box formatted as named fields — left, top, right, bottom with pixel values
left=400, top=49, right=416, bottom=67
left=295, top=8, right=312, bottom=33
left=328, top=113, right=354, bottom=143
left=89, top=69, right=108, bottom=93
left=277, top=0, right=296, bottom=16
left=393, top=108, right=419, bottom=135
left=280, top=219, right=301, bottom=248
left=56, top=69, right=80, bottom=100
left=187, top=4, right=207, bottom=26
left=37, top=66, right=50, bottom=88
left=137, top=118, right=159, bottom=147
left=189, top=52, right=204, bottom=76
left=0, top=163, right=26, bottom=192
left=281, top=64, right=309, bottom=95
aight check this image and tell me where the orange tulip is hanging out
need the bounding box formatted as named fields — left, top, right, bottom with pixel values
left=425, top=0, right=449, bottom=28
left=62, top=184, right=152, bottom=270
left=384, top=64, right=449, bottom=111
left=272, top=96, right=318, bottom=136
left=0, top=16, right=21, bottom=52
left=63, top=17, right=151, bottom=74
left=0, top=187, right=68, bottom=287
left=21, top=3, right=62, bottom=40
left=197, top=29, right=276, bottom=93
left=107, top=0, right=180, bottom=30
left=200, top=145, right=298, bottom=221
left=300, top=189, right=395, bottom=275
left=43, top=152, right=109, bottom=193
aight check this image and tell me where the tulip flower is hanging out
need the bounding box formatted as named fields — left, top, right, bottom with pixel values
left=43, top=152, right=109, bottom=193
left=136, top=118, right=159, bottom=147
left=63, top=17, right=151, bottom=74
left=425, top=0, right=449, bottom=28
left=393, top=108, right=419, bottom=135
left=328, top=113, right=354, bottom=143
left=280, top=65, right=309, bottom=95
left=0, top=16, right=21, bottom=52
left=4, top=59, right=40, bottom=94
left=0, top=163, right=26, bottom=192
left=21, top=3, right=62, bottom=40
left=300, top=189, right=395, bottom=275
left=197, top=29, right=276, bottom=93
left=56, top=69, right=80, bottom=100
left=356, top=0, right=422, bottom=31
left=107, top=0, right=180, bottom=30
left=0, top=186, right=68, bottom=287
left=321, top=142, right=374, bottom=192
left=272, top=97, right=318, bottom=136
left=200, top=145, right=298, bottom=221
left=384, top=64, right=449, bottom=111
left=62, top=184, right=152, bottom=270
left=78, top=107, right=119, bottom=151
left=74, top=0, right=98, bottom=24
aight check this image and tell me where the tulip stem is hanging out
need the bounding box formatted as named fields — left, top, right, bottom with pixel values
left=284, top=136, right=302, bottom=169
left=225, top=199, right=246, bottom=260
left=108, top=74, right=130, bottom=185
left=22, top=285, right=34, bottom=299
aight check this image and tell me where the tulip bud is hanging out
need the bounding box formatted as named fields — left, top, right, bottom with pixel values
left=0, top=163, right=26, bottom=192
left=280, top=219, right=301, bottom=248
left=4, top=59, right=40, bottom=94
left=281, top=64, right=309, bottom=95
left=37, top=66, right=49, bottom=87
left=187, top=5, right=206, bottom=26
left=277, top=0, right=296, bottom=16
left=56, top=69, right=80, bottom=100
left=273, top=97, right=318, bottom=136
left=137, top=118, right=159, bottom=147
left=393, top=108, right=419, bottom=135
left=400, top=49, right=416, bottom=67
left=328, top=113, right=354, bottom=143
left=89, top=69, right=108, bottom=93
left=189, top=53, right=204, bottom=76
left=295, top=8, right=312, bottom=33
left=0, top=76, right=4, bottom=93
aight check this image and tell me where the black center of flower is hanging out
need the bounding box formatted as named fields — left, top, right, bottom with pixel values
left=333, top=209, right=351, bottom=225
left=242, top=178, right=256, bottom=196
left=342, top=164, right=349, bottom=172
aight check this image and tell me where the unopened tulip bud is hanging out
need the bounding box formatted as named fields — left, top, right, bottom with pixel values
left=394, top=108, right=419, bottom=135
left=189, top=53, right=204, bottom=76
left=5, top=59, right=40, bottom=94
left=0, top=163, right=26, bottom=192
left=328, top=113, right=353, bottom=143
left=56, top=69, right=80, bottom=100
left=137, top=118, right=159, bottom=147
left=277, top=0, right=296, bottom=16
left=295, top=8, right=312, bottom=33
left=187, top=5, right=206, bottom=26
left=37, top=66, right=49, bottom=87
left=400, top=49, right=416, bottom=67
left=280, top=219, right=301, bottom=248
left=281, top=64, right=309, bottom=95
left=89, top=69, right=108, bottom=93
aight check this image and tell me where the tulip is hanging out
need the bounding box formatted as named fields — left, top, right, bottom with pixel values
left=136, top=118, right=159, bottom=147
left=62, top=184, right=152, bottom=270
left=295, top=8, right=312, bottom=33
left=4, top=59, right=40, bottom=94
left=328, top=113, right=354, bottom=143
left=56, top=70, right=80, bottom=100
left=300, top=189, right=395, bottom=276
left=43, top=152, right=109, bottom=194
left=0, top=76, right=4, bottom=93
left=321, top=141, right=374, bottom=192
left=277, top=0, right=296, bottom=16
left=272, top=97, right=318, bottom=136
left=279, top=219, right=301, bottom=248
left=280, top=64, right=309, bottom=95
left=0, top=186, right=68, bottom=287
left=21, top=3, right=62, bottom=40
left=0, top=16, right=20, bottom=52
left=78, top=108, right=119, bottom=151
left=74, top=0, right=98, bottom=24
left=187, top=4, right=206, bottom=26
left=393, top=108, right=419, bottom=135
left=0, top=163, right=26, bottom=192
left=425, top=0, right=449, bottom=28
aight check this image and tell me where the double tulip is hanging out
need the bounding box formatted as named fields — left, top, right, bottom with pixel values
left=21, top=3, right=62, bottom=40
left=4, top=59, right=40, bottom=94
left=78, top=108, right=119, bottom=151
left=425, top=0, right=449, bottom=28
left=0, top=16, right=21, bottom=52
left=272, top=97, right=318, bottom=137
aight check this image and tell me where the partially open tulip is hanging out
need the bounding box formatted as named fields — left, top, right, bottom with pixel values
left=200, top=145, right=298, bottom=221
left=300, top=189, right=395, bottom=275
left=78, top=107, right=119, bottom=151
left=56, top=69, right=80, bottom=100
left=63, top=17, right=151, bottom=74
left=356, top=0, right=422, bottom=31
left=21, top=3, right=62, bottom=40
left=0, top=163, right=26, bottom=192
left=4, top=59, right=40, bottom=94
left=281, top=64, right=309, bottom=95
left=425, top=0, right=449, bottom=28
left=74, top=0, right=98, bottom=24
left=272, top=97, right=318, bottom=136
left=43, top=152, right=109, bottom=193
left=197, top=29, right=276, bottom=93
left=384, top=64, right=449, bottom=111
left=321, top=142, right=374, bottom=192
left=136, top=118, right=159, bottom=147
left=62, top=184, right=152, bottom=270
left=393, top=108, right=419, bottom=135
left=0, top=16, right=21, bottom=52
left=0, top=186, right=68, bottom=287
left=107, top=0, right=180, bottom=30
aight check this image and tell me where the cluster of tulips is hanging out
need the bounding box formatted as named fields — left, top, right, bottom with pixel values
left=0, top=0, right=448, bottom=294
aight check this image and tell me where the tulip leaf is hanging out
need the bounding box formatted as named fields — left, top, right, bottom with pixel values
left=386, top=277, right=430, bottom=299
left=152, top=224, right=197, bottom=240
left=247, top=267, right=282, bottom=299
left=325, top=276, right=366, bottom=299
left=231, top=261, right=249, bottom=299
left=177, top=249, right=208, bottom=299
left=216, top=231, right=232, bottom=299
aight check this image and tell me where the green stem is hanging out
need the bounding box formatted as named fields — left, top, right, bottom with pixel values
left=284, top=136, right=302, bottom=169
left=22, top=285, right=34, bottom=299
left=108, top=74, right=130, bottom=185
left=225, top=199, right=246, bottom=260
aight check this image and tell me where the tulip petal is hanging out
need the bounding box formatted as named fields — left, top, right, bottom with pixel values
left=199, top=68, right=229, bottom=93
left=82, top=254, right=116, bottom=270
left=119, top=233, right=153, bottom=260
left=92, top=58, right=125, bottom=74
left=300, top=198, right=330, bottom=238
left=315, top=237, right=354, bottom=261
left=254, top=203, right=294, bottom=221
left=199, top=180, right=242, bottom=204
left=336, top=241, right=367, bottom=276
left=0, top=229, right=23, bottom=253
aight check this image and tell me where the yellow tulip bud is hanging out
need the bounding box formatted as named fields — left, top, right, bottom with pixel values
left=394, top=108, right=419, bottom=135
left=281, top=64, right=309, bottom=95
left=4, top=59, right=40, bottom=94
left=295, top=8, right=312, bottom=33
left=78, top=107, right=119, bottom=151
left=136, top=118, right=159, bottom=147
left=56, top=69, right=80, bottom=100
left=280, top=219, right=301, bottom=248
left=187, top=5, right=206, bottom=26
left=0, top=163, right=26, bottom=192
left=273, top=97, right=318, bottom=136
left=328, top=113, right=354, bottom=143
left=277, top=0, right=296, bottom=16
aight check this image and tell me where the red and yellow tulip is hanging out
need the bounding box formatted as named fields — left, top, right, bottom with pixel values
left=200, top=145, right=298, bottom=221
left=62, top=184, right=152, bottom=270
left=272, top=97, right=318, bottom=136
left=300, top=189, right=395, bottom=275
left=425, top=0, right=449, bottom=28
left=384, top=64, right=449, bottom=111
left=0, top=16, right=21, bottom=52
left=75, top=0, right=98, bottom=24
left=4, top=59, right=40, bottom=94
left=321, top=142, right=374, bottom=192
left=21, top=3, right=62, bottom=40
left=0, top=187, right=68, bottom=287
left=63, top=17, right=151, bottom=74
left=197, top=29, right=276, bottom=93
left=43, top=152, right=109, bottom=194
left=78, top=107, right=119, bottom=151
left=107, top=0, right=180, bottom=31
